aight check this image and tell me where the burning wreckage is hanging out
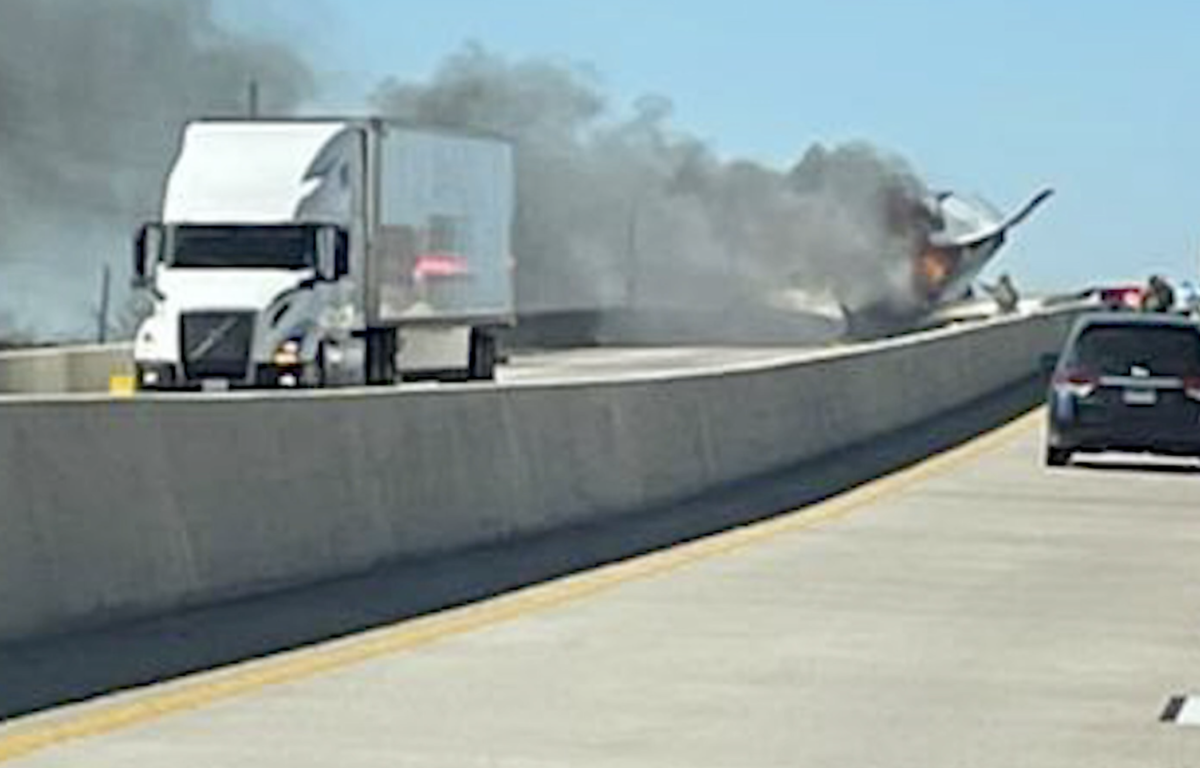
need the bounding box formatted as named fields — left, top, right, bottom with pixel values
left=537, top=182, right=1056, bottom=347
left=779, top=187, right=1055, bottom=340
left=871, top=186, right=1054, bottom=336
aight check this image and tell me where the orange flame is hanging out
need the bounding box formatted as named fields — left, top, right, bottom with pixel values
left=916, top=247, right=954, bottom=299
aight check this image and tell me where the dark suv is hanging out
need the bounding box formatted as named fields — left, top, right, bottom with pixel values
left=1046, top=313, right=1200, bottom=466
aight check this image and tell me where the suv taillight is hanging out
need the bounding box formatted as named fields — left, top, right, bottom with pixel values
left=1053, top=367, right=1099, bottom=397
left=1183, top=376, right=1200, bottom=402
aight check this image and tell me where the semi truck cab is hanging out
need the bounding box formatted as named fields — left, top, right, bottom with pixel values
left=133, top=222, right=351, bottom=389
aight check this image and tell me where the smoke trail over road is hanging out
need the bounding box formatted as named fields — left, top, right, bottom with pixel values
left=0, top=0, right=312, bottom=338
left=373, top=46, right=934, bottom=326
left=0, top=19, right=938, bottom=342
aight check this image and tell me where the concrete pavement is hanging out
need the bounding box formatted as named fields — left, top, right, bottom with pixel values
left=4, top=412, right=1199, bottom=766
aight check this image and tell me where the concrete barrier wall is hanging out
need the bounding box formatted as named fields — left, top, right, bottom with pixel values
left=0, top=344, right=132, bottom=394
left=0, top=310, right=1077, bottom=644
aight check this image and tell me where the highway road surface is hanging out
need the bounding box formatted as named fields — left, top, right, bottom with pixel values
left=3, top=411, right=1200, bottom=766
left=497, top=346, right=834, bottom=384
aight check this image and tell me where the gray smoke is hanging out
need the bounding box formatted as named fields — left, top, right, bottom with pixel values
left=0, top=0, right=312, bottom=339
left=0, top=308, right=30, bottom=349
left=373, top=46, right=933, bottom=327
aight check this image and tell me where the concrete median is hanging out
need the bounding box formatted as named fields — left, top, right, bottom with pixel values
left=0, top=344, right=132, bottom=395
left=0, top=310, right=1078, bottom=646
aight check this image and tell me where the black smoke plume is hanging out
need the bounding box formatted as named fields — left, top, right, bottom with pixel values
left=373, top=45, right=933, bottom=330
left=0, top=0, right=312, bottom=338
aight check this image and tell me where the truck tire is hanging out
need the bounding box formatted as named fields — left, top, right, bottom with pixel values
left=468, top=328, right=497, bottom=381
left=302, top=342, right=328, bottom=388
left=365, top=328, right=398, bottom=386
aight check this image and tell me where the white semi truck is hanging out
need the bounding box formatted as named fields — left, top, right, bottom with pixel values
left=132, top=118, right=514, bottom=389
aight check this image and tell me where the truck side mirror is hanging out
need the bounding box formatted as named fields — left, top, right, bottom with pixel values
left=336, top=229, right=350, bottom=278
left=316, top=226, right=349, bottom=281
left=132, top=224, right=163, bottom=289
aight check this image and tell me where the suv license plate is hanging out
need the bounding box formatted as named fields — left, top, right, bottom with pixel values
left=1123, top=388, right=1157, bottom=406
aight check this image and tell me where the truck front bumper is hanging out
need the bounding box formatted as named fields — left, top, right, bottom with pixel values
left=135, top=362, right=311, bottom=391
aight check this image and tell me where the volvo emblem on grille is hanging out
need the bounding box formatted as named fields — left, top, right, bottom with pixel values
left=188, top=316, right=239, bottom=361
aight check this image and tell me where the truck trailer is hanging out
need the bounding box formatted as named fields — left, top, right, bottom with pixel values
left=132, top=118, right=515, bottom=389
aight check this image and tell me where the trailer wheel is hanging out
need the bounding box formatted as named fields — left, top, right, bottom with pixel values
left=468, top=329, right=497, bottom=381
left=365, top=328, right=398, bottom=386
left=302, top=342, right=328, bottom=388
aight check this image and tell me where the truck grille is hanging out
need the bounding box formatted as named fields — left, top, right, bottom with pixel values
left=180, top=312, right=255, bottom=381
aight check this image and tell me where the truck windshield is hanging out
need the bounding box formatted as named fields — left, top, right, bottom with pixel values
left=169, top=226, right=317, bottom=270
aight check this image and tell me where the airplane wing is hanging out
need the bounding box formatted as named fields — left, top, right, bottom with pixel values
left=938, top=187, right=1055, bottom=249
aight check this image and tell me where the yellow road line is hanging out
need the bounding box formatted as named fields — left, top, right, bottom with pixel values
left=0, top=409, right=1042, bottom=763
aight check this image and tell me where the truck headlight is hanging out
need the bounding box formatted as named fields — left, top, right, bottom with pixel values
left=273, top=339, right=301, bottom=366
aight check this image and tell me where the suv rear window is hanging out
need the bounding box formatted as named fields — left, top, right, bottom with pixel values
left=1073, top=324, right=1200, bottom=376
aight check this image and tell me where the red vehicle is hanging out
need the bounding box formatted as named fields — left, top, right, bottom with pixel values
left=1095, top=285, right=1145, bottom=311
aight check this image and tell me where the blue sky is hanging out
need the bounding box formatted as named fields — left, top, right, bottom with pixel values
left=218, top=0, right=1200, bottom=292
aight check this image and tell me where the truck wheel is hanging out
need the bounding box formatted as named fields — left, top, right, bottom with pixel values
left=302, top=343, right=328, bottom=388
left=365, top=328, right=398, bottom=386
left=468, top=329, right=497, bottom=381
